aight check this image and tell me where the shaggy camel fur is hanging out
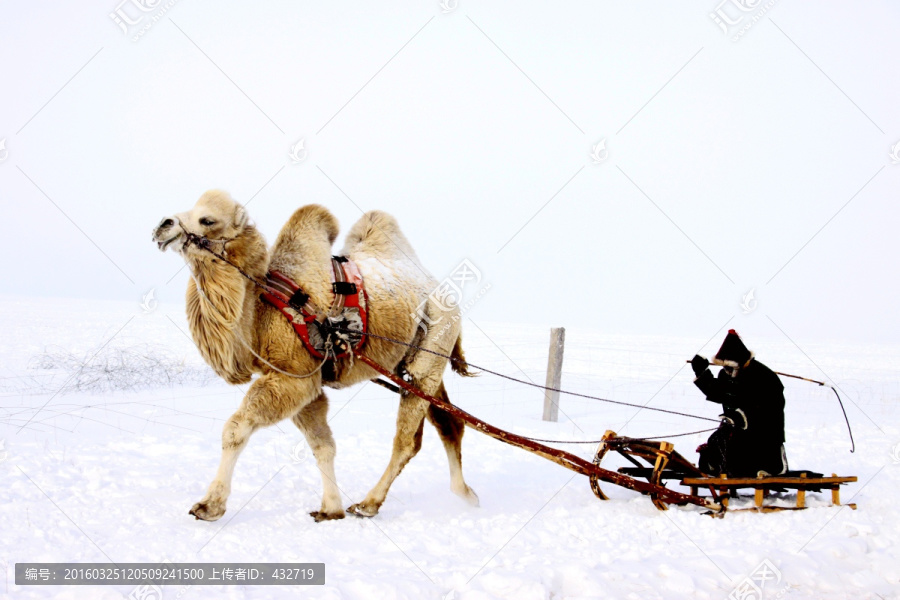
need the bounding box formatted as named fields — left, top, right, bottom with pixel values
left=152, top=190, right=478, bottom=522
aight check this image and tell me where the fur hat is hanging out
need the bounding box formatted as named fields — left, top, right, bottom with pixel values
left=712, top=329, right=753, bottom=368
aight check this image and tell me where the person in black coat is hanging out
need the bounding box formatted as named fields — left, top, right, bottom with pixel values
left=691, top=329, right=788, bottom=477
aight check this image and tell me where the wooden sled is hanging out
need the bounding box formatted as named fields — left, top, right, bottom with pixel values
left=681, top=472, right=858, bottom=512
left=593, top=430, right=857, bottom=513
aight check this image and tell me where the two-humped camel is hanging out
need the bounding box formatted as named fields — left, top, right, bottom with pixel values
left=152, top=190, right=478, bottom=521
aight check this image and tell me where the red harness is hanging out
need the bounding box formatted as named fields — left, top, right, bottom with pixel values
left=260, top=257, right=368, bottom=360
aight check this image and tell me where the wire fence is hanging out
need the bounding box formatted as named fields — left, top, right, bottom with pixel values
left=1, top=321, right=896, bottom=445
left=442, top=324, right=899, bottom=448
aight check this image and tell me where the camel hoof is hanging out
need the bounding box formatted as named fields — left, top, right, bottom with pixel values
left=454, top=485, right=480, bottom=507
left=189, top=501, right=226, bottom=521
left=347, top=502, right=379, bottom=518
left=309, top=510, right=346, bottom=523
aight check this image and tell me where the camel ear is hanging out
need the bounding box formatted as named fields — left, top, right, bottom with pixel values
left=234, top=205, right=248, bottom=229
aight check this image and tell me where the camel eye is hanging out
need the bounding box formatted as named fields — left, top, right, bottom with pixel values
left=199, top=217, right=216, bottom=227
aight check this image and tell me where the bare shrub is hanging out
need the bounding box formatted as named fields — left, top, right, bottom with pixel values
left=14, top=344, right=217, bottom=394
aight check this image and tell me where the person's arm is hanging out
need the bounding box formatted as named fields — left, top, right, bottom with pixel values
left=691, top=355, right=736, bottom=405
left=694, top=368, right=738, bottom=404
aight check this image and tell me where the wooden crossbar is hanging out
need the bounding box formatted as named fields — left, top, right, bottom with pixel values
left=681, top=476, right=856, bottom=487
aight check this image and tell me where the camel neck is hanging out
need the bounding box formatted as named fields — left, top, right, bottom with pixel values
left=184, top=228, right=268, bottom=384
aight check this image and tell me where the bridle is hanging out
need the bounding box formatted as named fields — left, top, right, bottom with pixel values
left=176, top=223, right=273, bottom=295
left=180, top=225, right=234, bottom=256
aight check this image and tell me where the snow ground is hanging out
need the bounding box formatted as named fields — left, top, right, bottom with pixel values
left=1, top=295, right=898, bottom=599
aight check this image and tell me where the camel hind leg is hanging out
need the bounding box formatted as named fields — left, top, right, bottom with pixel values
left=291, top=392, right=345, bottom=522
left=348, top=301, right=478, bottom=517
left=411, top=326, right=478, bottom=507
left=348, top=378, right=478, bottom=517
left=347, top=390, right=429, bottom=517
left=427, top=384, right=479, bottom=506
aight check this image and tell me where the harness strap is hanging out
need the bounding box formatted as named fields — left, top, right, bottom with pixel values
left=260, top=256, right=367, bottom=361
left=266, top=271, right=319, bottom=317
left=181, top=229, right=367, bottom=363
left=332, top=281, right=357, bottom=295
left=289, top=290, right=311, bottom=312
left=329, top=257, right=347, bottom=317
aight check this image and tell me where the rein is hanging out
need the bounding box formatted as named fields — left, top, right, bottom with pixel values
left=686, top=359, right=855, bottom=453
left=178, top=230, right=729, bottom=443
left=181, top=229, right=334, bottom=379
left=182, top=230, right=272, bottom=296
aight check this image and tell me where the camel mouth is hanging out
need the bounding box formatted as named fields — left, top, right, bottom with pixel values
left=153, top=216, right=183, bottom=252
left=156, top=234, right=182, bottom=252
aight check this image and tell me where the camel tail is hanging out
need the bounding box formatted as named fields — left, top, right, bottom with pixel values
left=450, top=334, right=477, bottom=377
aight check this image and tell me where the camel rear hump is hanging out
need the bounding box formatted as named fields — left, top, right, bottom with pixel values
left=341, top=210, right=420, bottom=262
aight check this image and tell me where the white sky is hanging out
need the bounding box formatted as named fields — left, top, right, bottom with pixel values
left=1, top=1, right=898, bottom=348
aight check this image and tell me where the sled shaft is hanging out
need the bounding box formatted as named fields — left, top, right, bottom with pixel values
left=355, top=352, right=720, bottom=512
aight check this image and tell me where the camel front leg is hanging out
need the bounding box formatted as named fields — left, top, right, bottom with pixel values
left=291, top=392, right=344, bottom=522
left=189, top=412, right=253, bottom=521
left=189, top=372, right=319, bottom=521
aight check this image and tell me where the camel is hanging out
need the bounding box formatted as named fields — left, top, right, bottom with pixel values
left=152, top=190, right=479, bottom=522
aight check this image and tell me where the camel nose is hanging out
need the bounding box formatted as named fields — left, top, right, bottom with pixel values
left=154, top=216, right=177, bottom=235
left=153, top=216, right=180, bottom=241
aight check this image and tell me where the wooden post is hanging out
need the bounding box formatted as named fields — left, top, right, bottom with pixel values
left=542, top=327, right=566, bottom=422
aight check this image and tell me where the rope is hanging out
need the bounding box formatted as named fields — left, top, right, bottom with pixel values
left=183, top=232, right=271, bottom=293
left=179, top=229, right=855, bottom=454
left=687, top=361, right=856, bottom=453
left=830, top=386, right=855, bottom=453
left=181, top=231, right=717, bottom=423
left=339, top=328, right=719, bottom=423
left=189, top=271, right=331, bottom=380
left=774, top=371, right=855, bottom=453
left=521, top=427, right=719, bottom=445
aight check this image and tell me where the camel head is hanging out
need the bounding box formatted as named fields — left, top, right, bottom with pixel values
left=152, top=189, right=248, bottom=255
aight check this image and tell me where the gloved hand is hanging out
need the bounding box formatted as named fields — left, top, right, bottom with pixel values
left=722, top=408, right=747, bottom=430
left=691, top=354, right=710, bottom=376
